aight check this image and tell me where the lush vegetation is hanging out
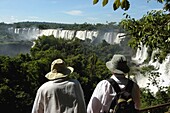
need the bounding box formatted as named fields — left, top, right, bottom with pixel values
left=0, top=35, right=129, bottom=113
left=120, top=10, right=170, bottom=62
left=0, top=34, right=170, bottom=113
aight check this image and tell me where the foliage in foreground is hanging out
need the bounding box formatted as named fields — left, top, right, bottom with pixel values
left=93, top=0, right=169, bottom=12
left=120, top=10, right=170, bottom=62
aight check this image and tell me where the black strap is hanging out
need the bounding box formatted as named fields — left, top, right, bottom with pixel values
left=125, top=79, right=134, bottom=93
left=107, top=78, right=121, bottom=93
left=107, top=78, right=134, bottom=93
left=107, top=78, right=134, bottom=112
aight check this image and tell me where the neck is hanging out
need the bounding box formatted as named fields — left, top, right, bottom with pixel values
left=113, top=73, right=125, bottom=77
left=113, top=73, right=124, bottom=75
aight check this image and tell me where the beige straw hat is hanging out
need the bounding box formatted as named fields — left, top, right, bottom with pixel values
left=45, top=58, right=74, bottom=80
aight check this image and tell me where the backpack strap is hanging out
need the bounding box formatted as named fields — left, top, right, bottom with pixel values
left=107, top=78, right=121, bottom=93
left=106, top=78, right=121, bottom=112
left=125, top=79, right=134, bottom=93
left=106, top=78, right=134, bottom=93
left=107, top=78, right=134, bottom=112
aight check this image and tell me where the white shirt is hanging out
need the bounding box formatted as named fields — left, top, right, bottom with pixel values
left=31, top=78, right=87, bottom=113
left=87, top=75, right=140, bottom=113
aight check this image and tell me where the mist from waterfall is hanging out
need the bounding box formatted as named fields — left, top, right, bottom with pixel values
left=8, top=27, right=40, bottom=41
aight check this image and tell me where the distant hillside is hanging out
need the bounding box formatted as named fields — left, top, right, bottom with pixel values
left=0, top=21, right=122, bottom=31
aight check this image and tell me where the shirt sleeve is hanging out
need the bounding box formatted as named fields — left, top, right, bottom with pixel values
left=31, top=88, right=44, bottom=113
left=87, top=80, right=116, bottom=113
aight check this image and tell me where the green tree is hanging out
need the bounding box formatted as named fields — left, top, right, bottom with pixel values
left=120, top=10, right=170, bottom=61
left=93, top=0, right=168, bottom=11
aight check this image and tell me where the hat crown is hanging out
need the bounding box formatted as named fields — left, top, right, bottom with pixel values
left=45, top=58, right=74, bottom=80
left=51, top=59, right=66, bottom=72
left=106, top=54, right=130, bottom=74
left=111, top=54, right=127, bottom=64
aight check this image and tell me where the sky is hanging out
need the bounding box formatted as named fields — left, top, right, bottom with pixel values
left=0, top=0, right=164, bottom=24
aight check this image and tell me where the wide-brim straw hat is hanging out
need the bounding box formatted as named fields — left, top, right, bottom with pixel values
left=106, top=54, right=130, bottom=74
left=45, top=58, right=74, bottom=80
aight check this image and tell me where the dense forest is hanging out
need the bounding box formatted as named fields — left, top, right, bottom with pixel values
left=0, top=21, right=170, bottom=113
left=0, top=21, right=121, bottom=31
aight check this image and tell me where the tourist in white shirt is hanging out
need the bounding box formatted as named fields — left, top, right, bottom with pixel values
left=31, top=58, right=87, bottom=113
left=87, top=54, right=141, bottom=113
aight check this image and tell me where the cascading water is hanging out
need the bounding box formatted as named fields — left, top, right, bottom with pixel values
left=8, top=27, right=40, bottom=40
left=5, top=27, right=126, bottom=56
left=8, top=27, right=125, bottom=44
left=114, top=33, right=126, bottom=44
left=132, top=44, right=148, bottom=64
left=133, top=44, right=170, bottom=93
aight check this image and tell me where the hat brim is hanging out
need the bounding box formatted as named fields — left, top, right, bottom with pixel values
left=106, top=61, right=128, bottom=74
left=45, top=66, right=74, bottom=80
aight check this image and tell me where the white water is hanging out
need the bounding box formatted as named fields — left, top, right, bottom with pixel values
left=8, top=27, right=40, bottom=40
left=133, top=45, right=170, bottom=93
left=114, top=33, right=126, bottom=44
left=8, top=27, right=125, bottom=44
left=132, top=44, right=148, bottom=64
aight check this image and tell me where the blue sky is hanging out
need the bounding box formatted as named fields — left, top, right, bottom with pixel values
left=0, top=0, right=164, bottom=24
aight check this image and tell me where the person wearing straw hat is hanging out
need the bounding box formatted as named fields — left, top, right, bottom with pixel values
left=87, top=54, right=141, bottom=113
left=31, top=58, right=87, bottom=113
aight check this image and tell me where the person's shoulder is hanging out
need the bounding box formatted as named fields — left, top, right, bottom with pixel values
left=96, top=79, right=111, bottom=87
left=128, top=78, right=140, bottom=90
left=68, top=79, right=82, bottom=85
left=38, top=81, right=52, bottom=90
left=69, top=79, right=79, bottom=82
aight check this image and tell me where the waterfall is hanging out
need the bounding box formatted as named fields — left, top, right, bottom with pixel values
left=8, top=27, right=125, bottom=45
left=75, top=30, right=98, bottom=40
left=8, top=27, right=40, bottom=40
left=114, top=33, right=126, bottom=44
left=38, top=29, right=75, bottom=39
left=133, top=44, right=170, bottom=93
left=132, top=44, right=148, bottom=64
left=148, top=50, right=160, bottom=69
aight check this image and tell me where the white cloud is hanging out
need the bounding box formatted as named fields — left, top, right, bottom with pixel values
left=65, top=10, right=83, bottom=16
